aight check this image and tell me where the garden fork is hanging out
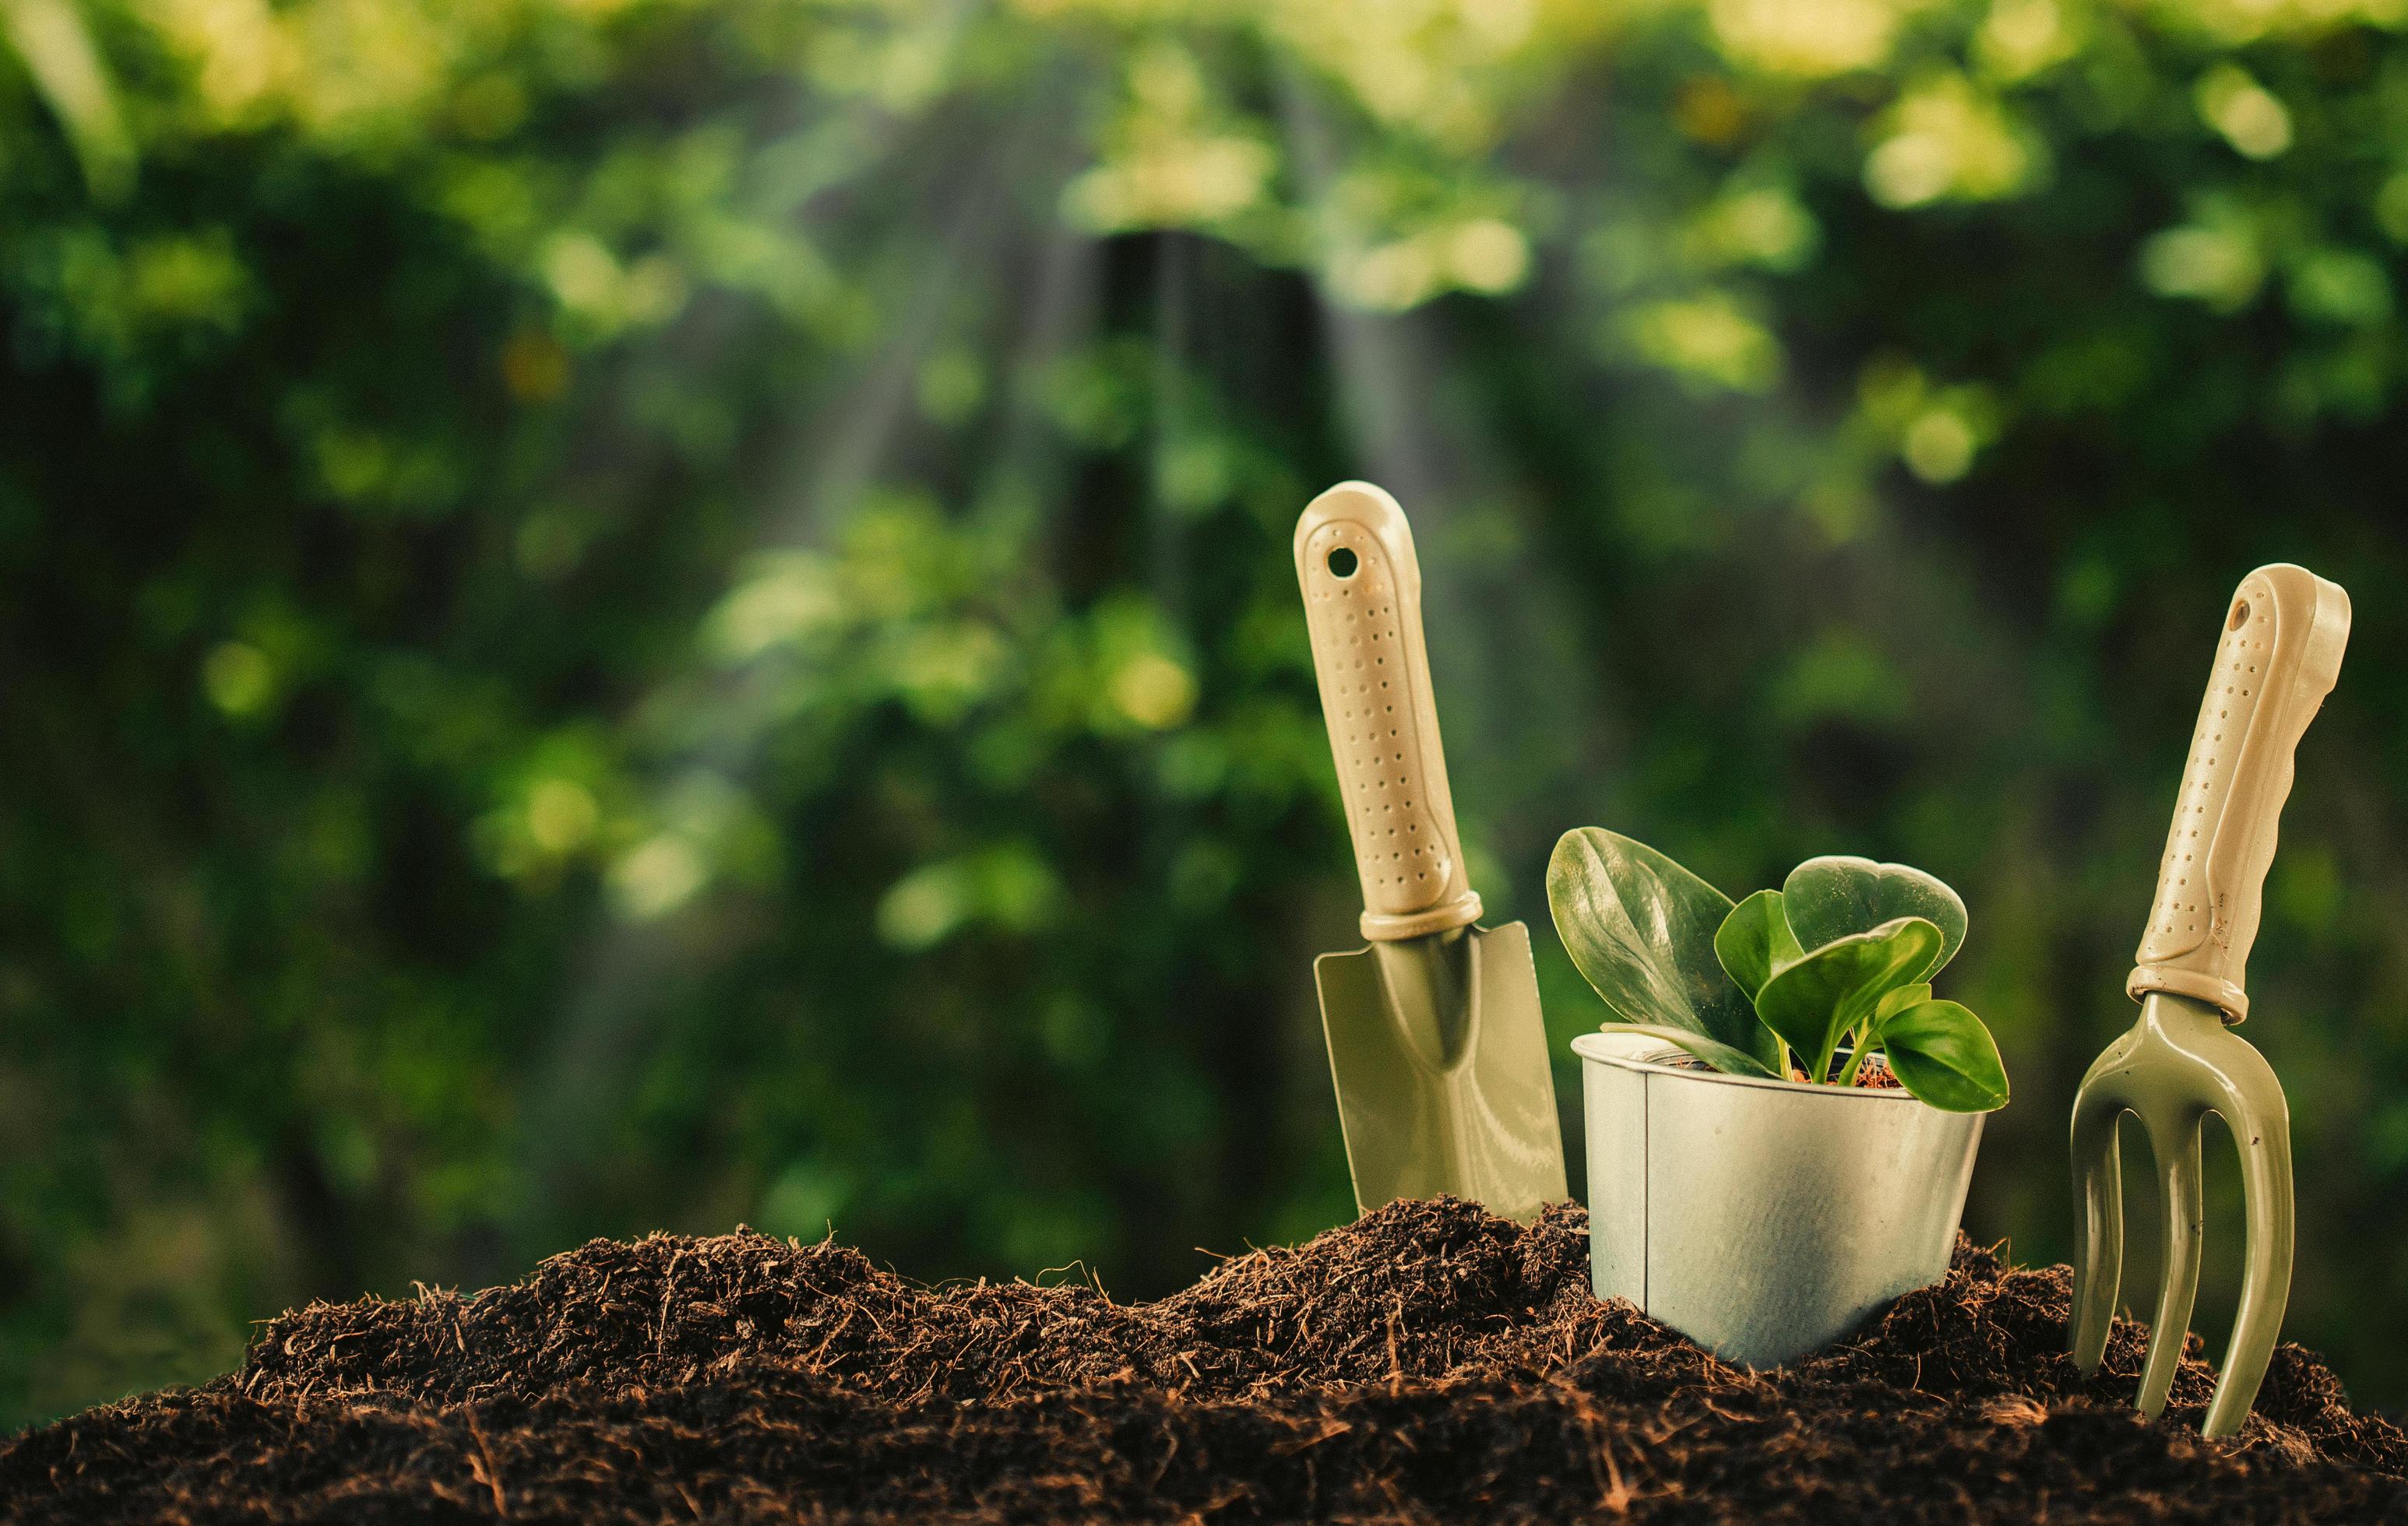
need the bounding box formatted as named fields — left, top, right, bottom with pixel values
left=2071, top=564, right=2350, bottom=1438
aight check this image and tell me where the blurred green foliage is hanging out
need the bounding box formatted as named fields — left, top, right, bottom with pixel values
left=8, top=0, right=2408, bottom=1429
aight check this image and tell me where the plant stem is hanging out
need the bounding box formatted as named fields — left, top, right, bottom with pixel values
left=1836, top=1027, right=1871, bottom=1088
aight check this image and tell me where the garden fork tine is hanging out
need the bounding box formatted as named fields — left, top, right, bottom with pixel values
left=2071, top=991, right=2297, bottom=1429
left=2071, top=564, right=2349, bottom=1439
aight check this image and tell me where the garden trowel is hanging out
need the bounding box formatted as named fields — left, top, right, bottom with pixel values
left=1296, top=481, right=1567, bottom=1223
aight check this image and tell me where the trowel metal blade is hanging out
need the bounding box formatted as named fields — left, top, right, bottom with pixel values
left=1313, top=919, right=1568, bottom=1222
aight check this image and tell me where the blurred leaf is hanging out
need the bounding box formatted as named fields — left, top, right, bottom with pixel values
left=1, top=0, right=133, bottom=196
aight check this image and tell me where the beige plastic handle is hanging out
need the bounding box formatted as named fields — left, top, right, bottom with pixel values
left=1296, top=481, right=1483, bottom=942
left=2128, top=564, right=2350, bottom=1022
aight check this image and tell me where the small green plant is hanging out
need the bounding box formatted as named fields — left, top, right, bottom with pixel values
left=1547, top=828, right=2008, bottom=1113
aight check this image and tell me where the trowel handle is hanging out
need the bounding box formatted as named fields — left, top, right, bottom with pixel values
left=1296, top=481, right=1482, bottom=942
left=2130, top=564, right=2350, bottom=1021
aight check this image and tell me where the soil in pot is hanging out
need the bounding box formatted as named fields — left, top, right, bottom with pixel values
left=6, top=1197, right=2405, bottom=1523
left=1662, top=1050, right=1906, bottom=1088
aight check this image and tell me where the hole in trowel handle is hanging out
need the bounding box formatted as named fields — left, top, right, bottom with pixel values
left=2229, top=599, right=2249, bottom=631
left=1327, top=547, right=1358, bottom=578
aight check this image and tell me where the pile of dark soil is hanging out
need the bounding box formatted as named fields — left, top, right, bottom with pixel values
left=8, top=1198, right=2405, bottom=1522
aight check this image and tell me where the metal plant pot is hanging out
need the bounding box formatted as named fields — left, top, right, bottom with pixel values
left=1572, top=1028, right=1984, bottom=1370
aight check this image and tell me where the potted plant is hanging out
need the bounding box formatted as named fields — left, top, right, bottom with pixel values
left=1551, top=827, right=2008, bottom=1368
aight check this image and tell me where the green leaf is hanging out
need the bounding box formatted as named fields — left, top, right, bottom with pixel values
left=1546, top=828, right=1776, bottom=1067
left=1603, top=1023, right=1782, bottom=1080
left=1754, top=916, right=1944, bottom=1081
left=1878, top=999, right=2010, bottom=1113
left=1715, top=888, right=1804, bottom=1000
left=1781, top=856, right=1966, bottom=979
left=1874, top=982, right=1933, bottom=1026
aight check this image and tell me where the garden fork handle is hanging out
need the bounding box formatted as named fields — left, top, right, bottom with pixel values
left=2129, top=564, right=2350, bottom=1022
left=1296, top=481, right=1482, bottom=942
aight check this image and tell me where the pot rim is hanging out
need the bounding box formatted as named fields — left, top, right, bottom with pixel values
left=1571, top=1029, right=1928, bottom=1104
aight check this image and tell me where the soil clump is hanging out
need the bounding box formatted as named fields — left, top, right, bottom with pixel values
left=5, top=1197, right=2403, bottom=1522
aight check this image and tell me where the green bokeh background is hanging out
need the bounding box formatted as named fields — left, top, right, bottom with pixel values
left=9, top=0, right=2408, bottom=1430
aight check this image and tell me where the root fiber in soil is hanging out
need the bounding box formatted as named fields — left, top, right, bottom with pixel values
left=5, top=1197, right=2404, bottom=1523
